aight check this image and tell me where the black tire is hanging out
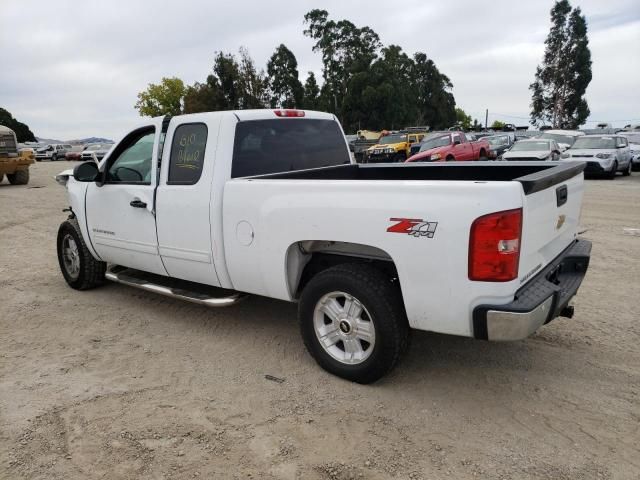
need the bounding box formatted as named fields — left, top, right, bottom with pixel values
left=622, top=161, right=631, bottom=176
left=298, top=263, right=410, bottom=384
left=478, top=149, right=488, bottom=161
left=394, top=152, right=407, bottom=162
left=57, top=218, right=106, bottom=290
left=607, top=161, right=618, bottom=179
left=445, top=155, right=455, bottom=162
left=7, top=169, right=29, bottom=185
left=0, top=173, right=3, bottom=183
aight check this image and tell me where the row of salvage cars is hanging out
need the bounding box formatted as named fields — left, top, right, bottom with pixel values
left=456, top=129, right=638, bottom=179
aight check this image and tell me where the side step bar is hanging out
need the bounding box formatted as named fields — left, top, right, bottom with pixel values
left=105, top=266, right=244, bottom=307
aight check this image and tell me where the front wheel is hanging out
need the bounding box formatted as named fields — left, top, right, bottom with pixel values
left=57, top=218, right=107, bottom=290
left=622, top=160, right=631, bottom=176
left=608, top=161, right=618, bottom=179
left=7, top=169, right=29, bottom=185
left=478, top=149, right=488, bottom=161
left=298, top=263, right=410, bottom=384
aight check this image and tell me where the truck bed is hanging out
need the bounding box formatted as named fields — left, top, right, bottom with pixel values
left=249, top=161, right=585, bottom=195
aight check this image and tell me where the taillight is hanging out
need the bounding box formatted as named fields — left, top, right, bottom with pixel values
left=468, top=208, right=522, bottom=282
left=273, top=109, right=305, bottom=117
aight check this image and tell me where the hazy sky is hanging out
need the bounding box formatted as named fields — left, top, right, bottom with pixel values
left=3, top=0, right=639, bottom=141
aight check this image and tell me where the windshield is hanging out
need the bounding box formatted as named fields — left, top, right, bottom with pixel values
left=487, top=136, right=509, bottom=146
left=572, top=136, right=616, bottom=149
left=619, top=133, right=640, bottom=144
left=378, top=134, right=406, bottom=145
left=419, top=135, right=450, bottom=151
left=510, top=141, right=551, bottom=152
left=539, top=133, right=577, bottom=146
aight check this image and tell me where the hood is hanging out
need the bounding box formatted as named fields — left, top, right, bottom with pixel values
left=502, top=150, right=550, bottom=160
left=564, top=148, right=616, bottom=158
left=406, top=145, right=450, bottom=162
left=367, top=142, right=404, bottom=151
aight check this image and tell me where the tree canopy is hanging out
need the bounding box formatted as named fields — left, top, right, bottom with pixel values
left=136, top=10, right=458, bottom=132
left=0, top=108, right=36, bottom=142
left=135, top=77, right=186, bottom=117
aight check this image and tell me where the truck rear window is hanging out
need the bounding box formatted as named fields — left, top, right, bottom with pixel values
left=231, top=119, right=350, bottom=178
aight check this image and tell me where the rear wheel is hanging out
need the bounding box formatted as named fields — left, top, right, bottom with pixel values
left=57, top=218, right=107, bottom=290
left=7, top=169, right=29, bottom=185
left=298, top=263, right=410, bottom=384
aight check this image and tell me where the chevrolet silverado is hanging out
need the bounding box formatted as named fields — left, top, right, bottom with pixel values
left=55, top=109, right=591, bottom=383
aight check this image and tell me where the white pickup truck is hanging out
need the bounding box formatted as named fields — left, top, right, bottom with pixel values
left=56, top=109, right=591, bottom=383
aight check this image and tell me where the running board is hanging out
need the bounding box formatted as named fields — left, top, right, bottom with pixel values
left=105, top=266, right=244, bottom=307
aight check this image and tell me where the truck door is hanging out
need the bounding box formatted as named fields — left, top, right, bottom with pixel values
left=85, top=123, right=167, bottom=275
left=155, top=117, right=221, bottom=287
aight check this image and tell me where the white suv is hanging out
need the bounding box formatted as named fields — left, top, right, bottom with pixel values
left=561, top=134, right=632, bottom=178
left=35, top=144, right=72, bottom=161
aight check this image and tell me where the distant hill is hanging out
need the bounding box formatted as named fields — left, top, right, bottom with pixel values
left=37, top=136, right=113, bottom=145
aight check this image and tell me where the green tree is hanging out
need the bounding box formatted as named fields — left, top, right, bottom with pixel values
left=267, top=44, right=303, bottom=108
left=491, top=120, right=506, bottom=129
left=302, top=72, right=320, bottom=110
left=411, top=52, right=456, bottom=130
left=455, top=108, right=472, bottom=130
left=237, top=47, right=268, bottom=109
left=135, top=77, right=185, bottom=117
left=0, top=108, right=36, bottom=142
left=303, top=9, right=381, bottom=119
left=530, top=0, right=592, bottom=128
left=183, top=77, right=224, bottom=114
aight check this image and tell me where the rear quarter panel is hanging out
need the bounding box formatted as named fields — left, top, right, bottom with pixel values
left=223, top=179, right=525, bottom=337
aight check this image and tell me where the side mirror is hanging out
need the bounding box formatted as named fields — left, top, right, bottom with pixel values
left=73, top=161, right=99, bottom=182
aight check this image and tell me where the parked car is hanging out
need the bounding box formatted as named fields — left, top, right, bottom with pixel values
left=537, top=130, right=585, bottom=151
left=364, top=132, right=425, bottom=163
left=80, top=143, right=112, bottom=162
left=485, top=134, right=514, bottom=159
left=65, top=146, right=85, bottom=161
left=406, top=131, right=490, bottom=162
left=502, top=139, right=561, bottom=161
left=561, top=134, right=632, bottom=178
left=54, top=109, right=591, bottom=383
left=617, top=132, right=640, bottom=171
left=35, top=144, right=72, bottom=161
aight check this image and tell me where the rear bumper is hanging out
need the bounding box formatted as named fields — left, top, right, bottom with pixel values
left=473, top=239, right=591, bottom=341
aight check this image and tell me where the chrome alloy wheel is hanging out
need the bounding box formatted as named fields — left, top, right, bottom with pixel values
left=62, top=234, right=80, bottom=280
left=313, top=291, right=376, bottom=365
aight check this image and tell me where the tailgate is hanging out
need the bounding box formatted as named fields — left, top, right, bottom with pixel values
left=517, top=162, right=586, bottom=284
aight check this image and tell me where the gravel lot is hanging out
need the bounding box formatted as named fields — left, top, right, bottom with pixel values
left=1, top=161, right=639, bottom=480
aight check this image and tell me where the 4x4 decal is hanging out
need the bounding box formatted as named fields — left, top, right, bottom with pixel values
left=387, top=218, right=438, bottom=238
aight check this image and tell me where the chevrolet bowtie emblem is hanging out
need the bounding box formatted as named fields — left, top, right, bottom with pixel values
left=556, top=214, right=566, bottom=230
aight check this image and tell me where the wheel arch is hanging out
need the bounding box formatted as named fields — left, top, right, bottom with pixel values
left=285, top=240, right=400, bottom=300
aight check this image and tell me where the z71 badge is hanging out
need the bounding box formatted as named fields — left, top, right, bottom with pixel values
left=387, top=218, right=438, bottom=238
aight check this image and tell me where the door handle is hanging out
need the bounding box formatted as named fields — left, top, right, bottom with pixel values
left=130, top=199, right=147, bottom=208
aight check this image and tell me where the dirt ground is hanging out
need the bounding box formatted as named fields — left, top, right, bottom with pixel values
left=1, top=161, right=639, bottom=480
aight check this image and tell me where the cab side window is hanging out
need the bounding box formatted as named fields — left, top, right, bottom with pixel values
left=106, top=129, right=155, bottom=184
left=168, top=123, right=208, bottom=185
